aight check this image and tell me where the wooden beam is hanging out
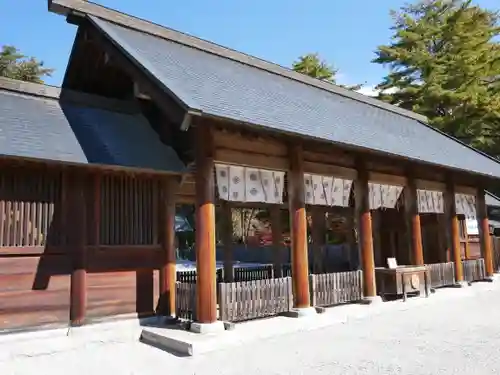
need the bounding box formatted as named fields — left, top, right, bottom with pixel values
left=288, top=143, right=311, bottom=309
left=445, top=182, right=464, bottom=283
left=415, top=179, right=446, bottom=191
left=303, top=162, right=357, bottom=180
left=69, top=172, right=87, bottom=326
left=158, top=177, right=178, bottom=317
left=405, top=178, right=424, bottom=265
left=369, top=172, right=406, bottom=186
left=476, top=189, right=494, bottom=277
left=194, top=125, right=218, bottom=323
left=213, top=128, right=288, bottom=156
left=455, top=186, right=477, bottom=195
left=214, top=148, right=289, bottom=170
left=355, top=163, right=377, bottom=298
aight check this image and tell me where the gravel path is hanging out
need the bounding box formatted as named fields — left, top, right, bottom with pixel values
left=3, top=282, right=500, bottom=375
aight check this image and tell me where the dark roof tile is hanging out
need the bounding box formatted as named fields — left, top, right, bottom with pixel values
left=91, top=17, right=500, bottom=179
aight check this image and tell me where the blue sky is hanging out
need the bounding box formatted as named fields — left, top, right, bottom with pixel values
left=1, top=0, right=497, bottom=91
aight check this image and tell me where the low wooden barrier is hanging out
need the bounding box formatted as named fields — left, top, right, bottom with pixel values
left=426, top=262, right=456, bottom=289
left=234, top=264, right=274, bottom=281
left=218, top=277, right=293, bottom=322
left=462, top=258, right=486, bottom=283
left=176, top=269, right=224, bottom=284
left=175, top=282, right=196, bottom=320
left=309, top=270, right=363, bottom=307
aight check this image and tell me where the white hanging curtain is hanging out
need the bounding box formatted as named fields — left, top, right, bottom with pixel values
left=455, top=193, right=476, bottom=219
left=417, top=189, right=444, bottom=214
left=215, top=163, right=285, bottom=204
left=368, top=183, right=404, bottom=210
left=303, top=173, right=353, bottom=207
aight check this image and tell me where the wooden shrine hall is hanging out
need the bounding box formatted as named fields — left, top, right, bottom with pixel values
left=0, top=0, right=499, bottom=332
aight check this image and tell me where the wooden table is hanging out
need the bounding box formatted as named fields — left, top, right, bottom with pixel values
left=375, top=265, right=431, bottom=301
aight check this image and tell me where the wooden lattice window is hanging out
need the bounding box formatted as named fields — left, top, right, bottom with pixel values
left=0, top=169, right=63, bottom=247
left=100, top=175, right=160, bottom=245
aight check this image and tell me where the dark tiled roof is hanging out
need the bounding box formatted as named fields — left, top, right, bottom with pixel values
left=0, top=80, right=185, bottom=174
left=90, top=17, right=500, bottom=179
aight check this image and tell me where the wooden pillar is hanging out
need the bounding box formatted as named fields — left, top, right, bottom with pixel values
left=69, top=172, right=87, bottom=326
left=355, top=166, right=376, bottom=298
left=270, top=206, right=284, bottom=278
left=159, top=177, right=178, bottom=317
left=476, top=189, right=494, bottom=277
left=288, top=144, right=311, bottom=309
left=445, top=182, right=464, bottom=282
left=311, top=207, right=325, bottom=274
left=221, top=202, right=234, bottom=282
left=405, top=178, right=424, bottom=265
left=194, top=126, right=217, bottom=323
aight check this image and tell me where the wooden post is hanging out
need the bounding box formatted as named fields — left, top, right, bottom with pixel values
left=445, top=182, right=464, bottom=283
left=270, top=206, right=284, bottom=278
left=288, top=144, right=311, bottom=309
left=221, top=201, right=234, bottom=282
left=311, top=207, right=325, bottom=274
left=194, top=125, right=218, bottom=324
left=405, top=178, right=424, bottom=265
left=476, top=189, right=494, bottom=277
left=159, top=177, right=178, bottom=317
left=69, top=172, right=87, bottom=326
left=94, top=174, right=101, bottom=247
left=355, top=165, right=377, bottom=298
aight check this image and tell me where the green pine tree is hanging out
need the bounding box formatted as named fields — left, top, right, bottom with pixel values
left=373, top=0, right=500, bottom=155
left=0, top=45, right=54, bottom=83
left=292, top=53, right=364, bottom=90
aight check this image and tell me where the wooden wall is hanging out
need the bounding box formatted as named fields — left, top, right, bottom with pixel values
left=0, top=165, right=165, bottom=331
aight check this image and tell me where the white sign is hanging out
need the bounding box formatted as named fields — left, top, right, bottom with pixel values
left=466, top=219, right=479, bottom=236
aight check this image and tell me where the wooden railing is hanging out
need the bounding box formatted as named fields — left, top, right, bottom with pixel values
left=426, top=262, right=456, bottom=289
left=309, top=270, right=363, bottom=307
left=234, top=265, right=274, bottom=281
left=218, top=277, right=293, bottom=322
left=175, top=282, right=196, bottom=320
left=462, top=258, right=486, bottom=283
left=176, top=269, right=224, bottom=284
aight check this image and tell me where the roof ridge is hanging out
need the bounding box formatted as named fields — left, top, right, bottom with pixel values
left=0, top=77, right=61, bottom=99
left=0, top=77, right=140, bottom=114
left=49, top=0, right=428, bottom=123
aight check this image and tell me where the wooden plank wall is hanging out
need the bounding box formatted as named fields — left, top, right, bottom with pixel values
left=0, top=169, right=70, bottom=330
left=0, top=166, right=164, bottom=330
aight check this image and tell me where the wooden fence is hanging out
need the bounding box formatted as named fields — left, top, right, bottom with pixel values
left=309, top=270, right=363, bottom=307
left=426, top=262, right=456, bottom=289
left=234, top=265, right=274, bottom=281
left=218, top=277, right=293, bottom=322
left=175, top=282, right=196, bottom=320
left=462, top=258, right=486, bottom=283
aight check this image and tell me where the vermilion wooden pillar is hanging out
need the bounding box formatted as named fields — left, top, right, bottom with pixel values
left=194, top=125, right=218, bottom=324
left=221, top=201, right=234, bottom=282
left=476, top=189, right=494, bottom=277
left=270, top=206, right=284, bottom=278
left=159, top=177, right=178, bottom=317
left=445, top=182, right=464, bottom=283
left=70, top=173, right=87, bottom=326
left=405, top=178, right=424, bottom=265
left=288, top=144, right=311, bottom=309
left=355, top=166, right=376, bottom=298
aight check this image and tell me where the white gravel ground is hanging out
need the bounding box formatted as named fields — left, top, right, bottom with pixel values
left=2, top=281, right=500, bottom=375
